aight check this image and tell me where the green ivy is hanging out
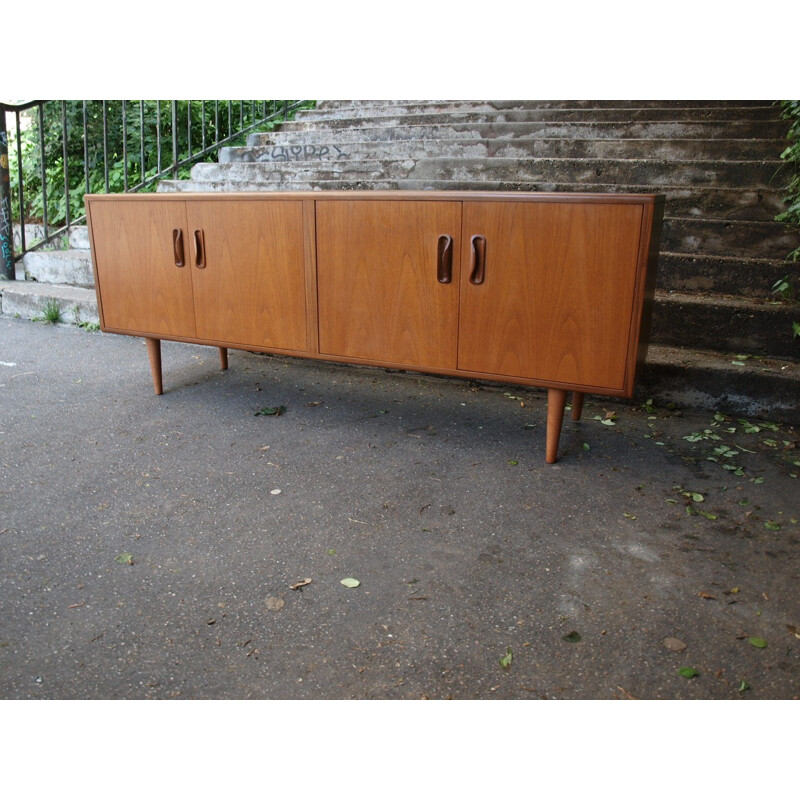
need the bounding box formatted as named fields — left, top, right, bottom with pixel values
left=777, top=101, right=800, bottom=263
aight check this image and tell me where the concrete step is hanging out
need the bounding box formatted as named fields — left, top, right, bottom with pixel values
left=640, top=344, right=800, bottom=425
left=22, top=249, right=95, bottom=287
left=68, top=226, right=90, bottom=250
left=296, top=105, right=782, bottom=124
left=189, top=157, right=789, bottom=191
left=661, top=217, right=798, bottom=260
left=650, top=291, right=799, bottom=359
left=222, top=136, right=786, bottom=165
left=158, top=178, right=788, bottom=221
left=315, top=100, right=775, bottom=113
left=0, top=282, right=98, bottom=326
left=11, top=224, right=89, bottom=253
left=248, top=119, right=788, bottom=145
left=657, top=252, right=796, bottom=297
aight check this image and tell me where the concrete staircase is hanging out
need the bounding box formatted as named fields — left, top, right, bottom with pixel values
left=1, top=226, right=99, bottom=326
left=5, top=100, right=799, bottom=423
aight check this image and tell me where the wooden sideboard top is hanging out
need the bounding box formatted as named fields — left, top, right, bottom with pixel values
left=86, top=190, right=666, bottom=205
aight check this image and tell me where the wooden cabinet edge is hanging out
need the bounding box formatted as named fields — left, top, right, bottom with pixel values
left=84, top=197, right=108, bottom=331
left=85, top=190, right=666, bottom=205
left=622, top=197, right=665, bottom=396
left=302, top=199, right=320, bottom=354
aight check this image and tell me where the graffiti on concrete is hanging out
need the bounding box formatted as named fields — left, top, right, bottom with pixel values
left=0, top=206, right=12, bottom=270
left=264, top=144, right=348, bottom=162
left=0, top=131, right=14, bottom=272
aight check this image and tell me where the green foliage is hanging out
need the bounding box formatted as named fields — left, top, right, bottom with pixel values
left=772, top=275, right=794, bottom=300
left=9, top=101, right=313, bottom=229
left=776, top=102, right=800, bottom=338
left=777, top=101, right=800, bottom=262
left=40, top=298, right=63, bottom=324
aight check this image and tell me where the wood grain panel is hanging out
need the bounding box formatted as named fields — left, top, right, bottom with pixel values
left=316, top=200, right=462, bottom=369
left=187, top=200, right=308, bottom=351
left=458, top=201, right=644, bottom=391
left=88, top=199, right=196, bottom=337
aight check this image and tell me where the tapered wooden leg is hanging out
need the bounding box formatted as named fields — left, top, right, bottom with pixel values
left=571, top=391, right=585, bottom=421
left=546, top=388, right=567, bottom=463
left=218, top=347, right=228, bottom=370
left=145, top=337, right=163, bottom=395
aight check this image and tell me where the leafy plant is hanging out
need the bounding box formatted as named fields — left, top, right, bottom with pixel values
left=776, top=101, right=800, bottom=337
left=39, top=298, right=63, bottom=324
left=777, top=101, right=800, bottom=260
left=772, top=275, right=795, bottom=300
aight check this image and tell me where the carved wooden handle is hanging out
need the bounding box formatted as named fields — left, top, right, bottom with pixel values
left=437, top=234, right=453, bottom=284
left=193, top=229, right=206, bottom=269
left=173, top=229, right=185, bottom=267
left=469, top=235, right=486, bottom=285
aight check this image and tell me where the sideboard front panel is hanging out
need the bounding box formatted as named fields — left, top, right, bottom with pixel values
left=316, top=200, right=463, bottom=370
left=187, top=200, right=309, bottom=351
left=457, top=200, right=645, bottom=392
left=90, top=198, right=197, bottom=339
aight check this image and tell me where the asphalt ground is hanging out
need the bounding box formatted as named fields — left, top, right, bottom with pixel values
left=2, top=315, right=797, bottom=792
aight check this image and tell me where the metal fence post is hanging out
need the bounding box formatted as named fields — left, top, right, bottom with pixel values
left=0, top=105, right=15, bottom=280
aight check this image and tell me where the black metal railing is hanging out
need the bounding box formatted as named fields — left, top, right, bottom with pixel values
left=0, top=100, right=311, bottom=280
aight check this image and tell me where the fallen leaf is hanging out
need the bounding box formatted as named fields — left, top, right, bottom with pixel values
left=698, top=591, right=716, bottom=600
left=748, top=637, right=768, bottom=649
left=340, top=578, right=360, bottom=588
left=114, top=552, right=133, bottom=565
left=266, top=597, right=285, bottom=611
left=678, top=667, right=699, bottom=679
left=664, top=638, right=687, bottom=652
left=562, top=631, right=581, bottom=643
left=765, top=521, right=781, bottom=531
left=255, top=405, right=286, bottom=417
left=499, top=647, right=513, bottom=670
left=290, top=578, right=312, bottom=590
left=738, top=680, right=751, bottom=693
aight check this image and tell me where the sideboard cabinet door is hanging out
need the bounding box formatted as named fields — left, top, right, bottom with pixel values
left=457, top=200, right=645, bottom=392
left=316, top=200, right=462, bottom=370
left=89, top=199, right=196, bottom=339
left=186, top=200, right=309, bottom=351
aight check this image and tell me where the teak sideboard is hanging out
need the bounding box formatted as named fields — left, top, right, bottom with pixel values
left=85, top=190, right=664, bottom=463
